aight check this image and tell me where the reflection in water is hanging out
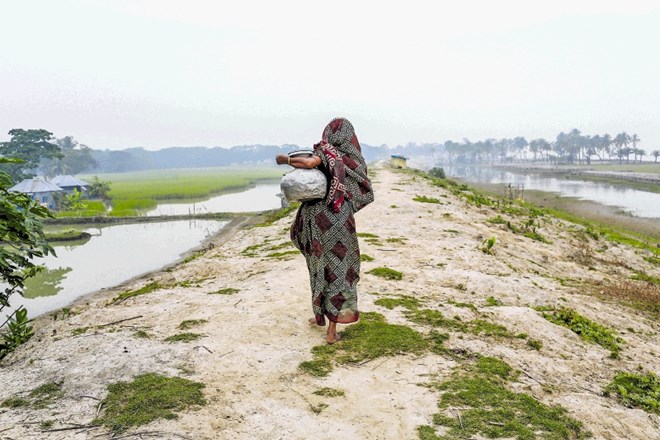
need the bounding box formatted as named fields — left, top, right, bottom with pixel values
left=445, top=166, right=660, bottom=218
left=23, top=267, right=73, bottom=298
left=7, top=220, right=227, bottom=319
left=145, top=183, right=281, bottom=216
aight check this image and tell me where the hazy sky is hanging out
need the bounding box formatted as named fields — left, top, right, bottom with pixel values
left=1, top=1, right=659, bottom=150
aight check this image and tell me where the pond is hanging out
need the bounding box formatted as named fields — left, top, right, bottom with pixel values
left=0, top=180, right=286, bottom=323
left=444, top=166, right=660, bottom=219
left=4, top=220, right=228, bottom=320
left=145, top=182, right=282, bottom=216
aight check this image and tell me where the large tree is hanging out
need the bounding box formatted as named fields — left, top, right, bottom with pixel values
left=0, top=129, right=62, bottom=182
left=613, top=132, right=631, bottom=163
left=41, top=136, right=98, bottom=177
left=0, top=158, right=55, bottom=309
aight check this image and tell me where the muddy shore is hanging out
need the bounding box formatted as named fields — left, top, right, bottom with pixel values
left=451, top=178, right=660, bottom=240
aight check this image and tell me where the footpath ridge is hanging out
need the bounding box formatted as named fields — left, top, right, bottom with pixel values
left=0, top=166, right=658, bottom=439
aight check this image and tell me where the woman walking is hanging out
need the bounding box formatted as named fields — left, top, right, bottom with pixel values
left=276, top=117, right=374, bottom=344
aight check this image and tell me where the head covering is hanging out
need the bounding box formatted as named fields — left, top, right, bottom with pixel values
left=313, top=117, right=374, bottom=213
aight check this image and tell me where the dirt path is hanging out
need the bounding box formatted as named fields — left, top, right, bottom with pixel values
left=0, top=166, right=658, bottom=439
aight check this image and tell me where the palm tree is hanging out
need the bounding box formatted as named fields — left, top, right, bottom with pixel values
left=630, top=134, right=641, bottom=162
left=637, top=149, right=646, bottom=162
left=652, top=150, right=660, bottom=163
left=602, top=134, right=613, bottom=161
left=613, top=132, right=631, bottom=163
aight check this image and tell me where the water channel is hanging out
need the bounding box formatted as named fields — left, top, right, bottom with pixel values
left=4, top=182, right=283, bottom=321
left=145, top=182, right=282, bottom=216
left=444, top=166, right=660, bottom=219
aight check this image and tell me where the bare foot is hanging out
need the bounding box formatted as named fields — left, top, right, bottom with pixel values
left=326, top=332, right=341, bottom=345
left=308, top=317, right=317, bottom=326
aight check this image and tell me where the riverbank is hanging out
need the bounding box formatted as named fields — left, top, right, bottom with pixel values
left=492, top=162, right=660, bottom=191
left=454, top=179, right=660, bottom=240
left=0, top=166, right=658, bottom=439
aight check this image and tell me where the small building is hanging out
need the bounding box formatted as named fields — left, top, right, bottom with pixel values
left=49, top=175, right=89, bottom=196
left=390, top=154, right=408, bottom=169
left=9, top=178, right=63, bottom=209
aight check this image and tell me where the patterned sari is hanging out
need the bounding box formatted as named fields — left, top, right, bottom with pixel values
left=291, top=118, right=374, bottom=325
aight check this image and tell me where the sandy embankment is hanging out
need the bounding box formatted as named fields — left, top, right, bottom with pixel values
left=0, top=166, right=658, bottom=439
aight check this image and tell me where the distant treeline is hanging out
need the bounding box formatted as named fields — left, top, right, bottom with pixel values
left=443, top=130, right=659, bottom=165
left=6, top=127, right=658, bottom=179
left=89, top=143, right=435, bottom=172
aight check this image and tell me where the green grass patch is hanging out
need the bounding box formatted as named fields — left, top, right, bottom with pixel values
left=527, top=339, right=543, bottom=350
left=485, top=296, right=502, bottom=307
left=475, top=356, right=514, bottom=379
left=133, top=330, right=152, bottom=339
left=386, top=237, right=407, bottom=243
left=45, top=229, right=91, bottom=242
left=357, top=232, right=379, bottom=238
left=360, top=253, right=374, bottom=262
left=425, top=358, right=590, bottom=440
left=111, top=282, right=163, bottom=304
left=299, top=312, right=441, bottom=377
left=480, top=236, right=497, bottom=254
left=94, top=373, right=206, bottom=434
left=72, top=326, right=90, bottom=336
left=405, top=308, right=513, bottom=337
left=1, top=382, right=64, bottom=410
left=177, top=277, right=208, bottom=288
left=241, top=243, right=264, bottom=257
left=178, top=319, right=208, bottom=330
left=604, top=371, right=659, bottom=415
left=110, top=198, right=158, bottom=216
left=39, top=420, right=55, bottom=430
left=265, top=241, right=294, bottom=251
left=97, top=168, right=280, bottom=209
left=208, top=287, right=240, bottom=295
left=487, top=215, right=508, bottom=224
left=541, top=308, right=624, bottom=358
left=265, top=250, right=299, bottom=259
left=29, top=382, right=64, bottom=409
left=405, top=308, right=466, bottom=331
left=164, top=332, right=203, bottom=343
left=312, top=387, right=345, bottom=397
left=366, top=267, right=403, bottom=280
left=643, top=254, right=660, bottom=266
left=1, top=397, right=29, bottom=408
left=55, top=200, right=107, bottom=218
left=447, top=300, right=477, bottom=312
left=256, top=203, right=300, bottom=227
left=469, top=320, right=513, bottom=337
left=523, top=230, right=551, bottom=244
left=463, top=191, right=493, bottom=207
left=413, top=195, right=441, bottom=204
left=374, top=295, right=421, bottom=310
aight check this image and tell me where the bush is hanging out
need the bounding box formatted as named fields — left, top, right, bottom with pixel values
left=428, top=167, right=446, bottom=179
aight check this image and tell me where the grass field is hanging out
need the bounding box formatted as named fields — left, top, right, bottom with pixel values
left=71, top=167, right=281, bottom=217
left=555, top=162, right=660, bottom=174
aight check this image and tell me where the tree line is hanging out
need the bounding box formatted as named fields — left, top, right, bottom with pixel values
left=442, top=129, right=659, bottom=165
left=0, top=129, right=98, bottom=182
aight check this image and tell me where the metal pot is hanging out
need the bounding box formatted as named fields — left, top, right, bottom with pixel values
left=280, top=168, right=327, bottom=202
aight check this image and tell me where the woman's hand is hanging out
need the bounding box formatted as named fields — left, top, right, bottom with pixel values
left=275, top=154, right=322, bottom=169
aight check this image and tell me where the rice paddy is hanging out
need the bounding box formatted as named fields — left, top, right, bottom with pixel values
left=72, top=167, right=281, bottom=217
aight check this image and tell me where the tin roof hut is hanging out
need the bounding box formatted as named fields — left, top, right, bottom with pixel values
left=390, top=154, right=408, bottom=169
left=49, top=175, right=89, bottom=196
left=9, top=178, right=63, bottom=209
